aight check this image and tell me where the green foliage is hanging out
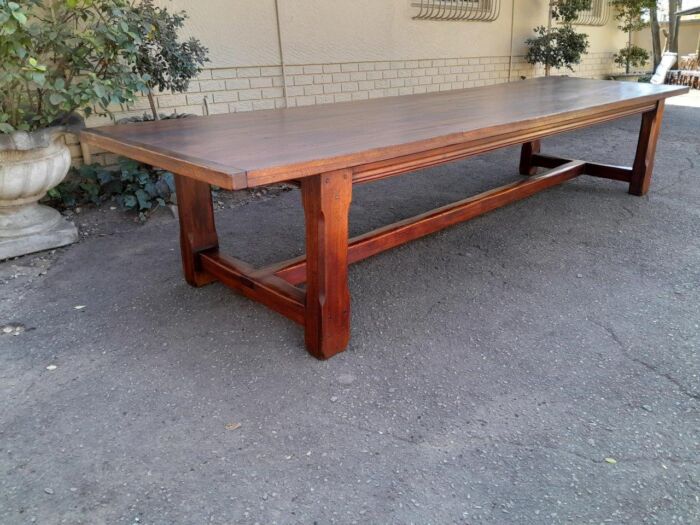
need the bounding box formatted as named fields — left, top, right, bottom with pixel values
left=131, top=0, right=208, bottom=119
left=610, top=0, right=656, bottom=73
left=0, top=0, right=149, bottom=133
left=525, top=1, right=591, bottom=73
left=614, top=45, right=651, bottom=71
left=46, top=163, right=103, bottom=209
left=45, top=159, right=176, bottom=221
left=113, top=159, right=176, bottom=216
left=610, top=0, right=657, bottom=34
left=526, top=26, right=590, bottom=72
left=552, top=0, right=593, bottom=23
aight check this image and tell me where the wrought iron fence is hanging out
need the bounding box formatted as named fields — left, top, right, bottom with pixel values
left=412, top=0, right=501, bottom=22
left=574, top=0, right=611, bottom=26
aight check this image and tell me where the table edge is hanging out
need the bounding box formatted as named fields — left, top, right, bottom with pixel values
left=80, top=128, right=248, bottom=190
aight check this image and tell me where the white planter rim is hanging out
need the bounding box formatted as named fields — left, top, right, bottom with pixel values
left=0, top=126, right=69, bottom=152
left=0, top=114, right=84, bottom=152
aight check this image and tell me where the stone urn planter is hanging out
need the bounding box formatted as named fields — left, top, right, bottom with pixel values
left=0, top=127, right=78, bottom=260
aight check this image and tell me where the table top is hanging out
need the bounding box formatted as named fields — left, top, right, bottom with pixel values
left=81, top=77, right=687, bottom=189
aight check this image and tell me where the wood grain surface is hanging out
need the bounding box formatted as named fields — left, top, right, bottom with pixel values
left=80, top=77, right=687, bottom=190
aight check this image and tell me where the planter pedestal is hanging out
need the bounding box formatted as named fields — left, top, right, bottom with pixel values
left=0, top=205, right=77, bottom=260
left=0, top=127, right=78, bottom=260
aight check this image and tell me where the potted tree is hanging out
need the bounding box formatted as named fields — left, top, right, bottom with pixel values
left=610, top=0, right=657, bottom=81
left=526, top=0, right=591, bottom=76
left=0, top=0, right=147, bottom=259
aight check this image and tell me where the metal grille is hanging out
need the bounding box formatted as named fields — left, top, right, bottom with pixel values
left=412, top=0, right=501, bottom=22
left=574, top=0, right=611, bottom=26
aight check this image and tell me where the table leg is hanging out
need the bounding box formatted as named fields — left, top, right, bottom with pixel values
left=629, top=100, right=665, bottom=196
left=174, top=175, right=219, bottom=287
left=519, top=140, right=541, bottom=175
left=301, top=169, right=353, bottom=359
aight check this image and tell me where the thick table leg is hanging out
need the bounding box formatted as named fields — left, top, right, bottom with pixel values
left=519, top=140, right=541, bottom=175
left=174, top=175, right=219, bottom=287
left=629, top=100, right=665, bottom=196
left=301, top=170, right=353, bottom=359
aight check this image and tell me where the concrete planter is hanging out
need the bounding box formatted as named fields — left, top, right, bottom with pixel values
left=0, top=127, right=78, bottom=260
left=609, top=73, right=649, bottom=82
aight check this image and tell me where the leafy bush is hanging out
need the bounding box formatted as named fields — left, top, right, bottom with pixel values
left=551, top=0, right=594, bottom=23
left=614, top=45, right=651, bottom=71
left=45, top=159, right=176, bottom=221
left=526, top=26, right=590, bottom=73
left=110, top=159, right=176, bottom=215
left=0, top=0, right=149, bottom=133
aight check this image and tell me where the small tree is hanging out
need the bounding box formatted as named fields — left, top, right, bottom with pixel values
left=526, top=1, right=592, bottom=76
left=131, top=0, right=209, bottom=120
left=614, top=45, right=652, bottom=72
left=611, top=0, right=657, bottom=74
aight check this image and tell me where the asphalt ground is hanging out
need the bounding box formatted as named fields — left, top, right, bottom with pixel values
left=1, top=104, right=698, bottom=524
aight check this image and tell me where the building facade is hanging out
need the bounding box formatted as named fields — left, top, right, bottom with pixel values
left=74, top=0, right=628, bottom=166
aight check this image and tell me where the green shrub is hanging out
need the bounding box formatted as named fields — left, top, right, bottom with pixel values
left=526, top=26, right=590, bottom=73
left=525, top=0, right=591, bottom=75
left=614, top=45, right=651, bottom=72
left=0, top=0, right=148, bottom=133
left=45, top=159, right=176, bottom=221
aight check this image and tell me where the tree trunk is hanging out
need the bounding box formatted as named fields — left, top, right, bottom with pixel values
left=627, top=32, right=632, bottom=74
left=650, top=7, right=662, bottom=69
left=545, top=2, right=553, bottom=77
left=147, top=90, right=160, bottom=121
left=667, top=0, right=681, bottom=55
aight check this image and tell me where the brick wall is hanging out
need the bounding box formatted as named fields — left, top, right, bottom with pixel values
left=72, top=52, right=622, bottom=166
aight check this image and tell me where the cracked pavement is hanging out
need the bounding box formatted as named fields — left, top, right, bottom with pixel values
left=1, top=105, right=698, bottom=524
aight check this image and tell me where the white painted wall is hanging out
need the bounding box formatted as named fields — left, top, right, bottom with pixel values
left=277, top=0, right=514, bottom=63
left=154, top=0, right=282, bottom=67
left=154, top=0, right=626, bottom=68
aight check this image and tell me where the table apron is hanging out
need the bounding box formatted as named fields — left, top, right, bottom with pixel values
left=349, top=102, right=656, bottom=185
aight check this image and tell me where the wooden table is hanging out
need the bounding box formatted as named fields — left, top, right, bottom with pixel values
left=81, top=77, right=688, bottom=359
